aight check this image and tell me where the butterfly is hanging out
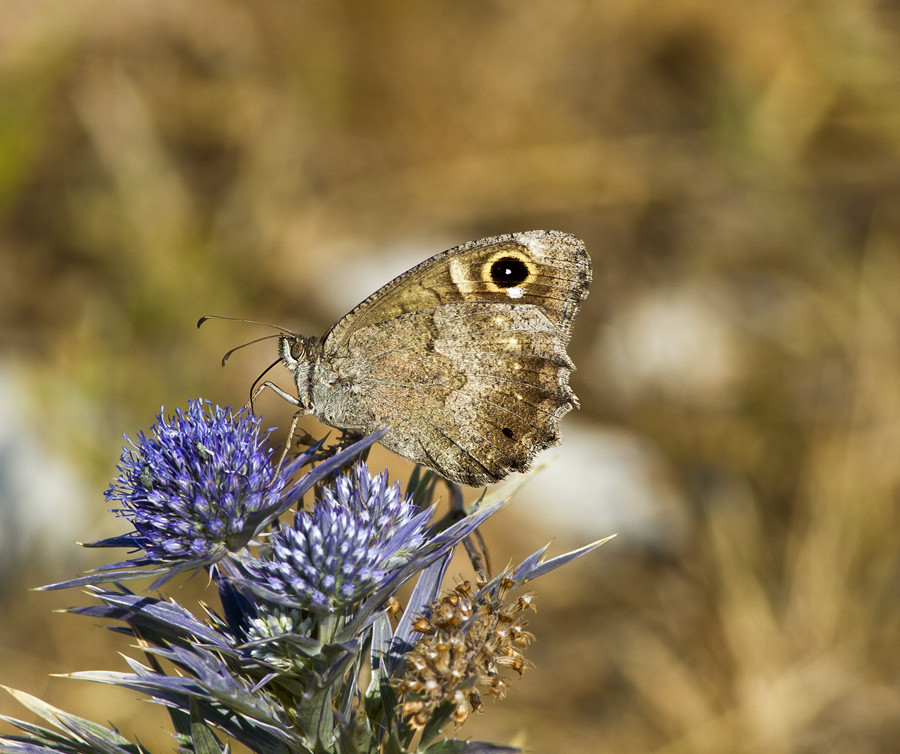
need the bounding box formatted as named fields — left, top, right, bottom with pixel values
left=210, top=231, right=591, bottom=486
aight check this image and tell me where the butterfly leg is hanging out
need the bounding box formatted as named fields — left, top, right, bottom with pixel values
left=245, top=380, right=311, bottom=472
left=248, top=380, right=304, bottom=412
left=277, top=412, right=301, bottom=473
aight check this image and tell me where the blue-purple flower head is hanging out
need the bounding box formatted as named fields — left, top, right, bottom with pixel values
left=106, top=400, right=284, bottom=563
left=243, top=462, right=432, bottom=612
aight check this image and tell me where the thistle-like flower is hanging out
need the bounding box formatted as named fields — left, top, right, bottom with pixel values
left=239, top=462, right=433, bottom=615
left=106, top=399, right=284, bottom=563
left=244, top=606, right=316, bottom=670
left=43, top=400, right=384, bottom=590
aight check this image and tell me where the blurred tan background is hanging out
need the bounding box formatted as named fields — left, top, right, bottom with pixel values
left=3, top=1, right=900, bottom=752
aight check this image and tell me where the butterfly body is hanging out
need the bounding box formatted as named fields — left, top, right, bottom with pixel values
left=279, top=230, right=591, bottom=486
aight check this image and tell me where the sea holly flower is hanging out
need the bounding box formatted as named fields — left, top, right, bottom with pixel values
left=243, top=606, right=317, bottom=670
left=42, top=400, right=384, bottom=590
left=106, top=400, right=284, bottom=562
left=238, top=462, right=433, bottom=615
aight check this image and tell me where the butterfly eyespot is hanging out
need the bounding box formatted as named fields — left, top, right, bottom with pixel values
left=479, top=247, right=538, bottom=292
left=502, top=427, right=514, bottom=439
left=489, top=257, right=529, bottom=287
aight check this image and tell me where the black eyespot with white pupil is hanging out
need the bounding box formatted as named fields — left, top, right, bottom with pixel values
left=489, top=257, right=529, bottom=288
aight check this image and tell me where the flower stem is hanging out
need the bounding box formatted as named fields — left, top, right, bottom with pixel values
left=313, top=611, right=339, bottom=744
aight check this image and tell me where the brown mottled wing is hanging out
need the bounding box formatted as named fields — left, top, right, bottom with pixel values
left=320, top=230, right=591, bottom=486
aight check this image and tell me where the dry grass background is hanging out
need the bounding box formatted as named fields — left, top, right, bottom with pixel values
left=2, top=1, right=900, bottom=752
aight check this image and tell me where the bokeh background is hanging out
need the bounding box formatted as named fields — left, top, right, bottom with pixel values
left=3, top=1, right=900, bottom=752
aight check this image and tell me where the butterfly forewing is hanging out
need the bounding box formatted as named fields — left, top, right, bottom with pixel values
left=290, top=230, right=591, bottom=486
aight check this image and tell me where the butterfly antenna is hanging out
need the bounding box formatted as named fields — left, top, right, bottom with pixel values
left=197, top=314, right=295, bottom=332
left=198, top=314, right=297, bottom=366
left=219, top=333, right=284, bottom=366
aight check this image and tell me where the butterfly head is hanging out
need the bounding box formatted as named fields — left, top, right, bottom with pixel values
left=279, top=333, right=320, bottom=408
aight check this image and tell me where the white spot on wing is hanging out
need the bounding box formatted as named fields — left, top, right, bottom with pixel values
left=506, top=286, right=524, bottom=299
left=450, top=257, right=476, bottom=292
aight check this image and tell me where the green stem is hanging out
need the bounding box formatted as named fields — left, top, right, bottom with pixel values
left=313, top=611, right=339, bottom=745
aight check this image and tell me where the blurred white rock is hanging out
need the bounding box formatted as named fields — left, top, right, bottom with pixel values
left=501, top=417, right=690, bottom=552
left=0, top=364, right=91, bottom=576
left=596, top=282, right=744, bottom=407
